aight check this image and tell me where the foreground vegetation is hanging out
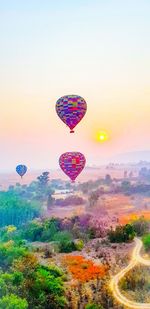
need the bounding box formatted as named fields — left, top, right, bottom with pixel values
left=120, top=265, right=150, bottom=303
left=0, top=239, right=67, bottom=308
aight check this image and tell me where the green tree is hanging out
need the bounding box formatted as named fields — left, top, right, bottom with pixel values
left=54, top=231, right=76, bottom=253
left=0, top=242, right=27, bottom=271
left=0, top=192, right=40, bottom=227
left=0, top=294, right=28, bottom=309
left=132, top=216, right=150, bottom=236
left=108, top=224, right=135, bottom=243
left=0, top=271, right=23, bottom=298
left=23, top=220, right=43, bottom=241
left=142, top=234, right=150, bottom=251
left=13, top=255, right=67, bottom=309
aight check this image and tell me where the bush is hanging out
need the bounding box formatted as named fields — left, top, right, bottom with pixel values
left=53, top=231, right=75, bottom=253
left=0, top=294, right=28, bottom=309
left=85, top=303, right=104, bottom=309
left=0, top=242, right=27, bottom=271
left=142, top=234, right=150, bottom=251
left=108, top=224, right=135, bottom=243
left=74, top=239, right=84, bottom=251
left=23, top=221, right=43, bottom=241
left=53, top=231, right=73, bottom=242
left=59, top=241, right=76, bottom=253
left=132, top=216, right=150, bottom=236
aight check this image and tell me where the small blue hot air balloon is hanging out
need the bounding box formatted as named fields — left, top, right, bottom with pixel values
left=16, top=165, right=27, bottom=178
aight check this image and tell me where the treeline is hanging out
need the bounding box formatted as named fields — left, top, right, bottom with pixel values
left=22, top=214, right=110, bottom=242
left=0, top=215, right=110, bottom=254
left=108, top=217, right=150, bottom=243
left=0, top=192, right=40, bottom=227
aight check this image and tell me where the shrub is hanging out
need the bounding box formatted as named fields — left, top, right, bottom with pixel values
left=132, top=216, right=150, bottom=236
left=108, top=224, right=135, bottom=243
left=74, top=239, right=84, bottom=251
left=59, top=241, right=76, bottom=253
left=85, top=304, right=104, bottom=309
left=142, top=234, right=150, bottom=251
left=62, top=255, right=108, bottom=283
left=0, top=294, right=28, bottom=309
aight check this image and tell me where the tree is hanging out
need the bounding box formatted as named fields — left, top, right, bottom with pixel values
left=37, top=172, right=55, bottom=206
left=23, top=220, right=43, bottom=241
left=121, top=180, right=131, bottom=193
left=0, top=241, right=27, bottom=271
left=13, top=256, right=67, bottom=309
left=142, top=234, right=150, bottom=251
left=108, top=224, right=135, bottom=243
left=54, top=231, right=76, bottom=253
left=0, top=192, right=40, bottom=227
left=132, top=216, right=150, bottom=236
left=47, top=194, right=55, bottom=209
left=37, top=172, right=50, bottom=188
left=104, top=174, right=112, bottom=186
left=0, top=294, right=28, bottom=309
left=89, top=191, right=99, bottom=207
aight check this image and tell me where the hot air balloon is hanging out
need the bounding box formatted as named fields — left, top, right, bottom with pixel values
left=16, top=165, right=27, bottom=178
left=56, top=95, right=87, bottom=133
left=59, top=152, right=86, bottom=182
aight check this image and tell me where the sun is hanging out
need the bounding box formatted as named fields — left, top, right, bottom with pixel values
left=97, top=131, right=109, bottom=142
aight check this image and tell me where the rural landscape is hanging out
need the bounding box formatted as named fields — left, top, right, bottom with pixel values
left=1, top=162, right=150, bottom=308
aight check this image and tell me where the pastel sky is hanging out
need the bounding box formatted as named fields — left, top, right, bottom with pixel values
left=0, top=0, right=150, bottom=171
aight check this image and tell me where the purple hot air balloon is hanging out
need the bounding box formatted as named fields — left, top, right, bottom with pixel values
left=56, top=95, right=87, bottom=133
left=59, top=152, right=86, bottom=182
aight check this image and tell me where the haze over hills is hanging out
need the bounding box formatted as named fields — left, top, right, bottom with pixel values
left=0, top=150, right=150, bottom=190
left=110, top=150, right=150, bottom=164
left=87, top=150, right=150, bottom=167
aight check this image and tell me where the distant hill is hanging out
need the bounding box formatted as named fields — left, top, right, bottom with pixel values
left=110, top=150, right=150, bottom=163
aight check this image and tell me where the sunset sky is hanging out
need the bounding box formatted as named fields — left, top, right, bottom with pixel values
left=0, top=0, right=150, bottom=171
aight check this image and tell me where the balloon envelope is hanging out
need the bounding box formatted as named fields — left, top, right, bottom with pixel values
left=56, top=95, right=87, bottom=133
left=16, top=165, right=27, bottom=178
left=59, top=152, right=86, bottom=182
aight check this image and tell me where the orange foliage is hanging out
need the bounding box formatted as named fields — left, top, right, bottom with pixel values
left=62, top=255, right=107, bottom=283
left=119, top=211, right=150, bottom=225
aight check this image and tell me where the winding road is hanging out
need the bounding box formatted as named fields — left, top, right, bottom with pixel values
left=110, top=238, right=150, bottom=309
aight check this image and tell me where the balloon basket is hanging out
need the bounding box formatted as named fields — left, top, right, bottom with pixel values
left=70, top=130, right=74, bottom=133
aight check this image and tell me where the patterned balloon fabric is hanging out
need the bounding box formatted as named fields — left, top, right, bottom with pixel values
left=59, top=152, right=86, bottom=182
left=16, top=165, right=27, bottom=178
left=56, top=95, right=87, bottom=133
